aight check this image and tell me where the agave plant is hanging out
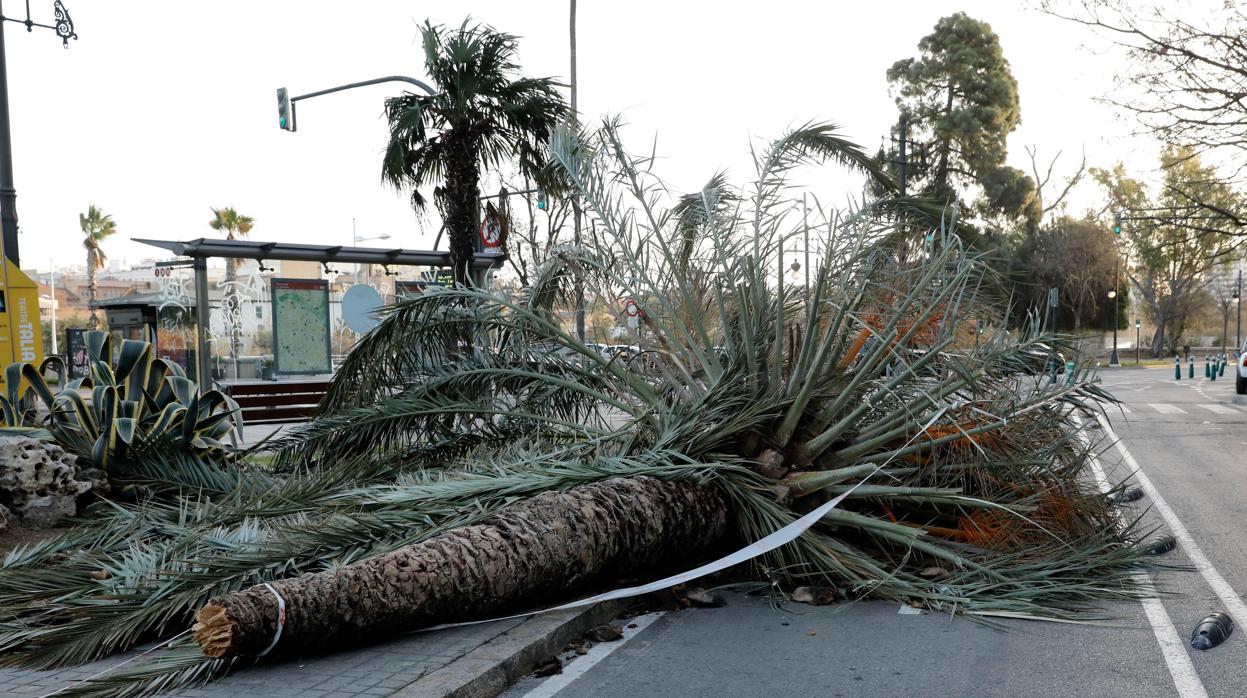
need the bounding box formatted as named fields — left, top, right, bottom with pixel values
left=0, top=331, right=241, bottom=474
left=0, top=121, right=1143, bottom=696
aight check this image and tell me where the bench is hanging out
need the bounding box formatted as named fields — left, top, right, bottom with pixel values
left=223, top=379, right=331, bottom=427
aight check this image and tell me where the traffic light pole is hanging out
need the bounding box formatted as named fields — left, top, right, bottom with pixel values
left=280, top=75, right=437, bottom=132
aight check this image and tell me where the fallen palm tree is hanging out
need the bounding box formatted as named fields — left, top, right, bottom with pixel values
left=0, top=120, right=1144, bottom=696
left=194, top=477, right=726, bottom=658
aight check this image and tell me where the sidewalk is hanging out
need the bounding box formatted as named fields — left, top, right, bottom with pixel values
left=0, top=616, right=526, bottom=697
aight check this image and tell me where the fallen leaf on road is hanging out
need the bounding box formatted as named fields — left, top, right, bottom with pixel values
left=791, top=586, right=838, bottom=605
left=684, top=587, right=728, bottom=607
left=587, top=624, right=624, bottom=642
left=534, top=658, right=562, bottom=677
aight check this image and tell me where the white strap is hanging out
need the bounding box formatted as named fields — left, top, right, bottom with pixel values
left=258, top=582, right=287, bottom=657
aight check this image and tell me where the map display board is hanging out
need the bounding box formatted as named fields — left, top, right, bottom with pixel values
left=271, top=278, right=331, bottom=375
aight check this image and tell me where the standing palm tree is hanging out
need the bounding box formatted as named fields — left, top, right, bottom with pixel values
left=79, top=205, right=117, bottom=330
left=382, top=20, right=568, bottom=287
left=209, top=207, right=254, bottom=375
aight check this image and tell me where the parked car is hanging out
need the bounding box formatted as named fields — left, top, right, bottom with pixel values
left=1237, top=341, right=1247, bottom=395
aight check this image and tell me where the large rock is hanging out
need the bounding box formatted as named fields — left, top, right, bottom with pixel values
left=18, top=495, right=77, bottom=529
left=0, top=435, right=94, bottom=529
left=0, top=503, right=9, bottom=535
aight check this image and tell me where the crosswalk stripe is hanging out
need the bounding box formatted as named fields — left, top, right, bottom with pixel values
left=1148, top=403, right=1188, bottom=415
left=1198, top=404, right=1240, bottom=415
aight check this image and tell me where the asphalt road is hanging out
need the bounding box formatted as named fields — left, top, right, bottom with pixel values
left=503, top=366, right=1247, bottom=698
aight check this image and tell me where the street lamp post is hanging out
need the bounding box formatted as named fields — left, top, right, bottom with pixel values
left=49, top=259, right=55, bottom=354
left=1106, top=288, right=1118, bottom=365
left=1236, top=269, right=1242, bottom=354
left=0, top=1, right=77, bottom=266
left=352, top=222, right=390, bottom=286
left=1135, top=319, right=1141, bottom=366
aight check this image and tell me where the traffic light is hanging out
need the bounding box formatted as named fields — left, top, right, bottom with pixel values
left=1112, top=212, right=1122, bottom=235
left=536, top=190, right=547, bottom=211
left=277, top=87, right=295, bottom=132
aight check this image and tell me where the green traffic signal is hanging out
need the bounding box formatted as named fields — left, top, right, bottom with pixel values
left=277, top=87, right=294, bottom=132
left=1112, top=212, right=1122, bottom=235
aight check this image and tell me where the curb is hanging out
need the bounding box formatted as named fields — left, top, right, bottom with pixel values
left=391, top=600, right=627, bottom=698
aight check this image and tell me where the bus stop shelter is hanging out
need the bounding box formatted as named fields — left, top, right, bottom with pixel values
left=134, top=237, right=504, bottom=390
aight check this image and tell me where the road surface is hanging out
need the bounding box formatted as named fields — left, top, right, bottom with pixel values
left=504, top=366, right=1247, bottom=698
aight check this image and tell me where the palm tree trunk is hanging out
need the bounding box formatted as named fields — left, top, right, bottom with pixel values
left=445, top=133, right=480, bottom=288
left=193, top=476, right=727, bottom=658
left=87, top=248, right=99, bottom=330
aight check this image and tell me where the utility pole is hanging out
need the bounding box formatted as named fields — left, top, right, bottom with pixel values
left=1237, top=268, right=1242, bottom=352
left=570, top=0, right=585, bottom=342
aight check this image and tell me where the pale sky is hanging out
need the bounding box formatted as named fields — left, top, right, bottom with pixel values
left=4, top=0, right=1168, bottom=273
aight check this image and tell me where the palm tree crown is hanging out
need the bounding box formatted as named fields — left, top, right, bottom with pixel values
left=80, top=204, right=116, bottom=268
left=208, top=207, right=254, bottom=241
left=382, top=19, right=568, bottom=286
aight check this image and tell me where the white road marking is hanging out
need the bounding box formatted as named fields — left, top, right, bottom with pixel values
left=1148, top=403, right=1188, bottom=415
left=1197, top=404, right=1239, bottom=415
left=519, top=612, right=664, bottom=698
left=1078, top=423, right=1207, bottom=698
left=1098, top=413, right=1247, bottom=630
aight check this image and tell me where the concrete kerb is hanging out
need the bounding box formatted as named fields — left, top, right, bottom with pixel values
left=392, top=600, right=628, bottom=698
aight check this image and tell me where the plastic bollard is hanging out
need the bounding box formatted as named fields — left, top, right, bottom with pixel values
left=1175, top=356, right=1182, bottom=380
left=1220, top=356, right=1227, bottom=377
left=1189, top=358, right=1195, bottom=378
left=1191, top=612, right=1233, bottom=651
left=1205, top=357, right=1211, bottom=378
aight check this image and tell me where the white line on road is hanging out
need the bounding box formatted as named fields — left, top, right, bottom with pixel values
left=519, top=612, right=665, bottom=698
left=1082, top=444, right=1207, bottom=698
left=1148, top=403, right=1189, bottom=415
left=1197, top=404, right=1239, bottom=415
left=1098, top=413, right=1247, bottom=628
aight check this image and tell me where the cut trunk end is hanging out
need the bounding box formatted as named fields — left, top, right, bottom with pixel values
left=193, top=603, right=236, bottom=658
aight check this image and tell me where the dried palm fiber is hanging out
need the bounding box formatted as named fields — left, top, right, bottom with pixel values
left=194, top=476, right=727, bottom=658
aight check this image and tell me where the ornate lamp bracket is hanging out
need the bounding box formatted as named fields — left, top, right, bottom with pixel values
left=3, top=1, right=79, bottom=48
